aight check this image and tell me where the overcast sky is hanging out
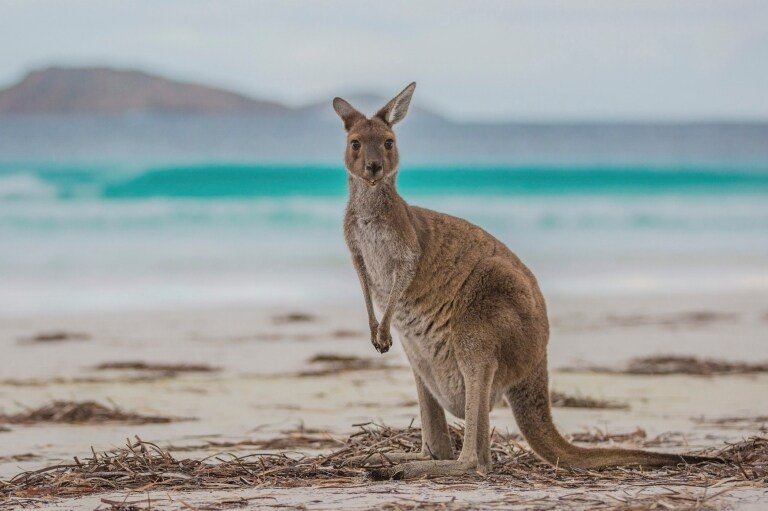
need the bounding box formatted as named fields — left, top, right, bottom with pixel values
left=1, top=0, right=766, bottom=121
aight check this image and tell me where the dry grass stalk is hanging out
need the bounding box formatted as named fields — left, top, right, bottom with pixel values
left=0, top=401, right=181, bottom=425
left=0, top=425, right=764, bottom=502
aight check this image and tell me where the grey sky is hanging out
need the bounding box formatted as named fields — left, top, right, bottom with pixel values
left=1, top=0, right=766, bottom=121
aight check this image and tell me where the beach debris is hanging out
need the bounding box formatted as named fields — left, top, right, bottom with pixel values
left=299, top=353, right=392, bottom=377
left=693, top=415, right=768, bottom=431
left=0, top=424, right=764, bottom=502
left=550, top=391, right=629, bottom=410
left=308, top=354, right=361, bottom=363
left=566, top=427, right=647, bottom=445
left=564, top=355, right=768, bottom=376
left=167, top=424, right=341, bottom=453
left=0, top=375, right=164, bottom=387
left=0, top=454, right=40, bottom=463
left=605, top=311, right=737, bottom=328
left=331, top=329, right=365, bottom=338
left=272, top=312, right=315, bottom=324
left=0, top=400, right=183, bottom=425
left=19, top=330, right=90, bottom=344
left=93, top=361, right=219, bottom=376
left=624, top=355, right=768, bottom=375
left=552, top=311, right=738, bottom=332
left=642, top=431, right=690, bottom=448
left=96, top=497, right=155, bottom=511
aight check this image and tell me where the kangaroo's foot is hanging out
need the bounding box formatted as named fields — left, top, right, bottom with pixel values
left=347, top=451, right=430, bottom=467
left=367, top=457, right=489, bottom=480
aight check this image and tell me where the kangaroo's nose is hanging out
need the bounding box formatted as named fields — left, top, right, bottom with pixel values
left=366, top=161, right=382, bottom=175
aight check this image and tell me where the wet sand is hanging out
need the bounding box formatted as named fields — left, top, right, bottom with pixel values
left=1, top=291, right=767, bottom=509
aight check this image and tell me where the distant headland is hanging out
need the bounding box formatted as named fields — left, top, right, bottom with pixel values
left=0, top=67, right=446, bottom=119
left=0, top=67, right=293, bottom=115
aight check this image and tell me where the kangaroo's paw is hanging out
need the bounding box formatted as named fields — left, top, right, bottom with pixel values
left=373, top=326, right=392, bottom=353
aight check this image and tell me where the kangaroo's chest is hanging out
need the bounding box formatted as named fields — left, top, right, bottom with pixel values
left=353, top=218, right=404, bottom=305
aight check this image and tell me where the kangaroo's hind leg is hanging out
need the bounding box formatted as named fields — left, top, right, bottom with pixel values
left=347, top=373, right=455, bottom=466
left=368, top=351, right=497, bottom=479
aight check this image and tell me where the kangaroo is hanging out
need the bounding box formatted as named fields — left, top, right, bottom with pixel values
left=333, top=82, right=719, bottom=480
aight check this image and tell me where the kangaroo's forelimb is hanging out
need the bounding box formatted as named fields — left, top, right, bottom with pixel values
left=350, top=253, right=379, bottom=350
left=375, top=254, right=418, bottom=353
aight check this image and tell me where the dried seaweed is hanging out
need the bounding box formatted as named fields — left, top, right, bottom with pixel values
left=272, top=312, right=315, bottom=324
left=94, top=361, right=219, bottom=375
left=331, top=329, right=365, bottom=339
left=373, top=487, right=737, bottom=511
left=299, top=354, right=391, bottom=377
left=694, top=416, right=768, bottom=427
left=565, top=355, right=768, bottom=375
left=0, top=453, right=40, bottom=463
left=0, top=376, right=164, bottom=387
left=19, top=331, right=90, bottom=343
left=308, top=354, right=362, bottom=363
left=550, top=391, right=629, bottom=410
left=552, top=311, right=738, bottom=333
left=0, top=424, right=764, bottom=503
left=167, top=425, right=341, bottom=453
left=566, top=427, right=647, bottom=445
left=0, top=401, right=182, bottom=425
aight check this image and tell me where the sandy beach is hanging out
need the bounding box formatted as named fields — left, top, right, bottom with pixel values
left=1, top=290, right=766, bottom=510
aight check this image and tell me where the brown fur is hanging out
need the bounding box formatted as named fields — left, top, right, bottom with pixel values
left=332, top=83, right=720, bottom=479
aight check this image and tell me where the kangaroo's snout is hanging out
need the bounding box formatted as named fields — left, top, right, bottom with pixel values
left=366, top=161, right=383, bottom=175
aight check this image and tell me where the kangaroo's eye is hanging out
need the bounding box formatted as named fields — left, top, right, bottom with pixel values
left=350, top=140, right=361, bottom=151
left=384, top=139, right=394, bottom=150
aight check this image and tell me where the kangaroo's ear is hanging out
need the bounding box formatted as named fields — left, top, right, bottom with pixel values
left=333, top=97, right=365, bottom=131
left=375, top=82, right=416, bottom=126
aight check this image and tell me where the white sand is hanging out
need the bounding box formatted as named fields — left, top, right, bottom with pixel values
left=1, top=291, right=767, bottom=509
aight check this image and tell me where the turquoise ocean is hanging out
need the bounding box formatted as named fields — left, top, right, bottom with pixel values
left=1, top=118, right=767, bottom=315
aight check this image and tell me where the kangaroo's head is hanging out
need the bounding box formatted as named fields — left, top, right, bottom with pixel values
left=333, top=82, right=416, bottom=187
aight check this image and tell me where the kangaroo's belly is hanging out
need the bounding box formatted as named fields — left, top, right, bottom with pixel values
left=398, top=326, right=466, bottom=418
left=395, top=313, right=504, bottom=419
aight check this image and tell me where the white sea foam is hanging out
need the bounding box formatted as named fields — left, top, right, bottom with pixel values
left=0, top=173, right=57, bottom=200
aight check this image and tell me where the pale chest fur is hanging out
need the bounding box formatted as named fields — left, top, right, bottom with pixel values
left=349, top=217, right=407, bottom=306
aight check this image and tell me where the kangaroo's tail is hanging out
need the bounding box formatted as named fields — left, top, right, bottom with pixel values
left=506, top=356, right=722, bottom=469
